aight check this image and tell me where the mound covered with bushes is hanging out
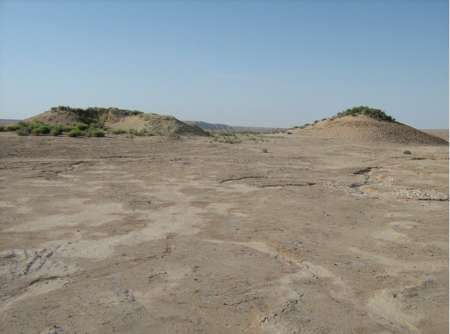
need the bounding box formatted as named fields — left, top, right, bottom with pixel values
left=26, top=106, right=208, bottom=137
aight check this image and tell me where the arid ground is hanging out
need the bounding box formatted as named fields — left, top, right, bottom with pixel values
left=0, top=131, right=448, bottom=334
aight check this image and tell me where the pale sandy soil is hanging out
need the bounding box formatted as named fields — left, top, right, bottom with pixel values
left=421, top=129, right=449, bottom=141
left=0, top=131, right=448, bottom=334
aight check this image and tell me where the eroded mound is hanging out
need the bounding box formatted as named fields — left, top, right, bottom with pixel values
left=28, top=106, right=208, bottom=136
left=297, top=114, right=447, bottom=145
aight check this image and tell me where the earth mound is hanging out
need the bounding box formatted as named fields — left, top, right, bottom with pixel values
left=296, top=107, right=448, bottom=145
left=28, top=106, right=208, bottom=136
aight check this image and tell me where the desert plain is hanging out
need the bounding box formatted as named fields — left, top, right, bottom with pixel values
left=0, top=128, right=448, bottom=333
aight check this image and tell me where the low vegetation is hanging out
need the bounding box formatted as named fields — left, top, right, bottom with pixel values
left=87, top=127, right=105, bottom=137
left=31, top=124, right=50, bottom=135
left=50, top=126, right=63, bottom=136
left=16, top=127, right=31, bottom=136
left=336, top=106, right=396, bottom=122
left=1, top=121, right=107, bottom=138
left=111, top=128, right=128, bottom=135
left=7, top=124, right=19, bottom=131
left=294, top=106, right=396, bottom=129
left=2, top=120, right=165, bottom=138
left=1, top=120, right=160, bottom=138
left=211, top=133, right=242, bottom=144
left=68, top=127, right=83, bottom=137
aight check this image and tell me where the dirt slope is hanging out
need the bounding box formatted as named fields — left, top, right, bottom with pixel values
left=422, top=129, right=449, bottom=141
left=28, top=106, right=208, bottom=136
left=297, top=115, right=448, bottom=145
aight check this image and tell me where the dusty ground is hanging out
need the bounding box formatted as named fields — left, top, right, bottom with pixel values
left=0, top=132, right=448, bottom=334
left=422, top=129, right=449, bottom=141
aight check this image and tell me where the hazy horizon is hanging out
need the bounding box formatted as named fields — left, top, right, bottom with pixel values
left=1, top=0, right=448, bottom=128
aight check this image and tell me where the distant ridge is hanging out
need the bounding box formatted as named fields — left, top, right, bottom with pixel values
left=186, top=120, right=284, bottom=133
left=185, top=121, right=234, bottom=132
left=0, top=119, right=20, bottom=125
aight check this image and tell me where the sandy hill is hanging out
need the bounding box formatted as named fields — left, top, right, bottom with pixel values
left=295, top=108, right=448, bottom=145
left=28, top=106, right=208, bottom=136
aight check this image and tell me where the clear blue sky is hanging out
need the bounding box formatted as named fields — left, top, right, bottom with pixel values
left=0, top=0, right=448, bottom=128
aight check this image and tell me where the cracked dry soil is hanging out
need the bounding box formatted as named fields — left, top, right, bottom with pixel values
left=0, top=131, right=448, bottom=334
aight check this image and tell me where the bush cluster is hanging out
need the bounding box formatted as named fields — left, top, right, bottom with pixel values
left=68, top=127, right=82, bottom=137
left=6, top=121, right=106, bottom=138
left=211, top=133, right=242, bottom=144
left=31, top=124, right=50, bottom=135
left=50, top=126, right=63, bottom=136
left=293, top=106, right=395, bottom=129
left=336, top=106, right=396, bottom=122
left=111, top=128, right=128, bottom=135
left=87, top=127, right=105, bottom=137
left=6, top=124, right=20, bottom=131
left=67, top=125, right=105, bottom=137
left=13, top=122, right=52, bottom=136
left=4, top=121, right=155, bottom=138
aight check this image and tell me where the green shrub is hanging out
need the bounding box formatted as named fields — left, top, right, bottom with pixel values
left=13, top=122, right=32, bottom=136
left=403, top=150, right=412, bottom=155
left=61, top=125, right=73, bottom=132
left=73, top=122, right=88, bottom=131
left=112, top=128, right=127, bottom=135
left=337, top=106, right=396, bottom=122
left=6, top=124, right=19, bottom=131
left=89, top=121, right=104, bottom=129
left=68, top=127, right=83, bottom=137
left=128, top=129, right=138, bottom=136
left=50, top=126, right=63, bottom=136
left=30, top=127, right=40, bottom=136
left=124, top=128, right=152, bottom=136
left=262, top=148, right=268, bottom=153
left=31, top=125, right=50, bottom=136
left=0, top=125, right=5, bottom=132
left=211, top=133, right=241, bottom=144
left=87, top=128, right=105, bottom=137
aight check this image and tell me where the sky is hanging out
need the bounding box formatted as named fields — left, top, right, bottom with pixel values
left=0, top=0, right=448, bottom=128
